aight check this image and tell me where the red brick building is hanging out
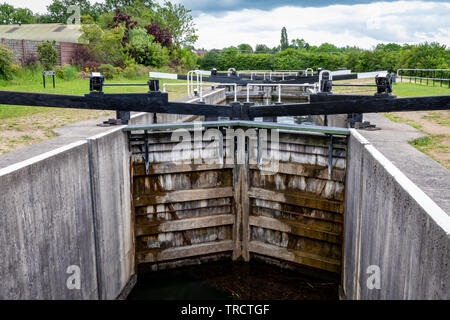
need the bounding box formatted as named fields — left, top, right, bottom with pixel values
left=0, top=23, right=83, bottom=66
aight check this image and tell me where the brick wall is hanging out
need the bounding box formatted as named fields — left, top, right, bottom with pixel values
left=1, top=38, right=82, bottom=66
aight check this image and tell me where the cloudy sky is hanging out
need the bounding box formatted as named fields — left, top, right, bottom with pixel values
left=4, top=0, right=450, bottom=49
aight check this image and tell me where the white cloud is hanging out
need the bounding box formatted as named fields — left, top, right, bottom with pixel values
left=193, top=1, right=450, bottom=49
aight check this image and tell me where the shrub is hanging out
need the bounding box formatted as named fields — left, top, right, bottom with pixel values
left=37, top=41, right=58, bottom=70
left=71, top=45, right=97, bottom=69
left=22, top=53, right=39, bottom=67
left=144, top=21, right=172, bottom=48
left=98, top=63, right=117, bottom=79
left=62, top=64, right=78, bottom=80
left=77, top=71, right=90, bottom=79
left=84, top=60, right=101, bottom=72
left=55, top=66, right=64, bottom=79
left=0, top=44, right=15, bottom=80
left=126, top=28, right=170, bottom=68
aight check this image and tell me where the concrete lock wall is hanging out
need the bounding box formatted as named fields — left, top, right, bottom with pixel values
left=0, top=113, right=153, bottom=300
left=0, top=141, right=99, bottom=299
left=0, top=89, right=226, bottom=300
left=343, top=130, right=450, bottom=300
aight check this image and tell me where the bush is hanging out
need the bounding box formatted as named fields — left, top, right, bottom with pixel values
left=22, top=53, right=39, bottom=67
left=98, top=63, right=117, bottom=79
left=84, top=60, right=101, bottom=72
left=55, top=66, right=64, bottom=79
left=62, top=64, right=78, bottom=80
left=121, top=64, right=150, bottom=79
left=172, top=48, right=198, bottom=71
left=71, top=45, right=98, bottom=69
left=37, top=40, right=58, bottom=70
left=126, top=28, right=169, bottom=68
left=0, top=44, right=15, bottom=80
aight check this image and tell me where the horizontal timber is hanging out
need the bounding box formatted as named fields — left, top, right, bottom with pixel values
left=137, top=240, right=233, bottom=264
left=249, top=241, right=341, bottom=274
left=133, top=163, right=233, bottom=176
left=249, top=215, right=341, bottom=244
left=136, top=214, right=234, bottom=237
left=248, top=187, right=344, bottom=214
left=134, top=187, right=233, bottom=207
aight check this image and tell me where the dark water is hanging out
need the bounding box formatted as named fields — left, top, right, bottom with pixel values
left=127, top=261, right=338, bottom=300
left=220, top=98, right=318, bottom=126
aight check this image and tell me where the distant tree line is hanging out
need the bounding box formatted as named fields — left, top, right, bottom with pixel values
left=199, top=27, right=450, bottom=72
left=0, top=0, right=199, bottom=74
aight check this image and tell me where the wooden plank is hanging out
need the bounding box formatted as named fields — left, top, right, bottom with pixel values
left=154, top=178, right=191, bottom=245
left=136, top=214, right=234, bottom=236
left=249, top=162, right=346, bottom=182
left=249, top=215, right=341, bottom=244
left=137, top=240, right=233, bottom=263
left=134, top=187, right=233, bottom=206
left=248, top=187, right=344, bottom=214
left=249, top=241, right=341, bottom=274
left=133, top=162, right=233, bottom=176
left=232, top=164, right=242, bottom=260
left=241, top=165, right=250, bottom=261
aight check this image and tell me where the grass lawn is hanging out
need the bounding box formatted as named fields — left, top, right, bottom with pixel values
left=334, top=79, right=449, bottom=168
left=384, top=82, right=450, bottom=169
left=0, top=76, right=189, bottom=154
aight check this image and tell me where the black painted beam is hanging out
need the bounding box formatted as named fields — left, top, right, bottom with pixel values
left=249, top=95, right=450, bottom=117
left=0, top=91, right=448, bottom=119
left=0, top=91, right=231, bottom=117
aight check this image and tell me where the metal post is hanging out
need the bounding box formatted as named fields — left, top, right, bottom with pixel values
left=278, top=84, right=281, bottom=103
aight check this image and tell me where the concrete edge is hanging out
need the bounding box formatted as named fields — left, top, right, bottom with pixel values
left=350, top=128, right=450, bottom=236
left=0, top=140, right=87, bottom=176
left=115, top=274, right=137, bottom=300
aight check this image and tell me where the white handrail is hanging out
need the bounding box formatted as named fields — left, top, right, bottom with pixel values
left=163, top=82, right=239, bottom=102
left=245, top=83, right=316, bottom=103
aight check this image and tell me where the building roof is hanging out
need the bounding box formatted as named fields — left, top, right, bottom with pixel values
left=0, top=24, right=82, bottom=43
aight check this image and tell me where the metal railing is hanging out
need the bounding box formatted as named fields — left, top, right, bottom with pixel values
left=246, top=83, right=317, bottom=103
left=397, top=69, right=450, bottom=87
left=163, top=82, right=238, bottom=103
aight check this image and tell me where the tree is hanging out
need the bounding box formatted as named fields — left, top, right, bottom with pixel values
left=156, top=1, right=197, bottom=47
left=0, top=44, right=15, bottom=80
left=144, top=21, right=172, bottom=48
left=255, top=44, right=271, bottom=54
left=108, top=8, right=138, bottom=45
left=103, top=0, right=154, bottom=12
left=0, top=4, right=36, bottom=24
left=237, top=44, right=253, bottom=53
left=126, top=27, right=169, bottom=67
left=290, top=38, right=309, bottom=50
left=41, top=0, right=103, bottom=23
left=79, top=23, right=128, bottom=66
left=37, top=41, right=58, bottom=70
left=280, top=27, right=289, bottom=51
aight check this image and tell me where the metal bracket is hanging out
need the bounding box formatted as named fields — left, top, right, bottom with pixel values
left=144, top=130, right=150, bottom=174
left=328, top=134, right=333, bottom=180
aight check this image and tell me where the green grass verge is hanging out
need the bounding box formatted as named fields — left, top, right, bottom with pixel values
left=392, top=82, right=450, bottom=97
left=0, top=76, right=187, bottom=120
